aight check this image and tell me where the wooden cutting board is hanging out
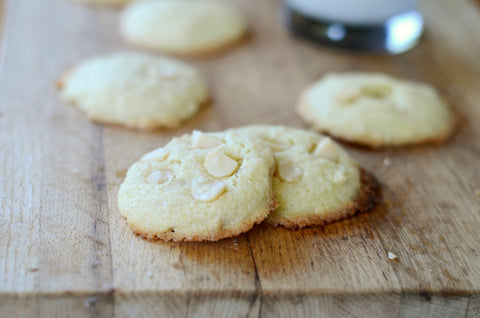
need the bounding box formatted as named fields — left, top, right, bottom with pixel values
left=1, top=0, right=479, bottom=317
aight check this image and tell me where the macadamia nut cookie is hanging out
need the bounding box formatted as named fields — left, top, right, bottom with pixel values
left=297, top=73, right=455, bottom=148
left=58, top=52, right=208, bottom=130
left=118, top=131, right=276, bottom=241
left=230, top=126, right=379, bottom=229
left=120, top=0, right=247, bottom=55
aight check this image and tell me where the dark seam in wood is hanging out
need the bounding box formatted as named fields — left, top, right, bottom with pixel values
left=246, top=233, right=262, bottom=318
left=91, top=124, right=115, bottom=316
left=366, top=182, right=404, bottom=292
left=185, top=291, right=190, bottom=318
left=101, top=125, right=116, bottom=318
left=463, top=295, right=471, bottom=318
left=177, top=251, right=189, bottom=318
left=91, top=125, right=107, bottom=277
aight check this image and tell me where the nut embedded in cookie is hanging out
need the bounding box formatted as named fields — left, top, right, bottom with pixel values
left=146, top=170, right=173, bottom=184
left=313, top=137, right=339, bottom=162
left=204, top=151, right=238, bottom=178
left=57, top=52, right=209, bottom=130
left=227, top=125, right=380, bottom=229
left=192, top=130, right=223, bottom=149
left=276, top=160, right=303, bottom=183
left=117, top=130, right=275, bottom=242
left=297, top=72, right=456, bottom=148
left=191, top=181, right=226, bottom=202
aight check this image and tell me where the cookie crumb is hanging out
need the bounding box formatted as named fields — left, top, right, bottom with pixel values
left=29, top=268, right=39, bottom=272
left=84, top=296, right=100, bottom=308
left=387, top=252, right=399, bottom=262
left=383, top=158, right=392, bottom=167
left=232, top=238, right=239, bottom=250
left=115, top=169, right=127, bottom=179
left=476, top=189, right=480, bottom=197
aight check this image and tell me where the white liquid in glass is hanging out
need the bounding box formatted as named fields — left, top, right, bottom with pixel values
left=286, top=0, right=418, bottom=25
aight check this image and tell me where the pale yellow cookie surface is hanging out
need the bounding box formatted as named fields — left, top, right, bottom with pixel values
left=230, top=126, right=375, bottom=228
left=118, top=131, right=275, bottom=241
left=120, top=0, right=247, bottom=55
left=297, top=73, right=455, bottom=148
left=58, top=52, right=208, bottom=130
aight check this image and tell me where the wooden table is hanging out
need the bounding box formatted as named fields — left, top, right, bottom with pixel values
left=1, top=0, right=479, bottom=317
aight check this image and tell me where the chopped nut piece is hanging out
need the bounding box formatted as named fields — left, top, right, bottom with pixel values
left=191, top=181, right=226, bottom=202
left=313, top=138, right=338, bottom=162
left=147, top=170, right=173, bottom=184
left=277, top=160, right=303, bottom=182
left=337, top=87, right=361, bottom=104
left=333, top=169, right=348, bottom=184
left=192, top=131, right=223, bottom=149
left=387, top=252, right=399, bottom=262
left=160, top=67, right=179, bottom=79
left=263, top=139, right=290, bottom=152
left=361, top=83, right=392, bottom=98
left=204, top=151, right=238, bottom=177
left=141, top=148, right=169, bottom=161
left=147, top=66, right=178, bottom=79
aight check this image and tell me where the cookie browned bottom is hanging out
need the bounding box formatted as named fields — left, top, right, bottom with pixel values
left=57, top=87, right=211, bottom=131
left=266, top=168, right=380, bottom=229
left=296, top=92, right=458, bottom=149
left=82, top=95, right=212, bottom=131
left=306, top=122, right=457, bottom=150
left=128, top=196, right=277, bottom=242
left=125, top=31, right=251, bottom=59
left=56, top=64, right=210, bottom=131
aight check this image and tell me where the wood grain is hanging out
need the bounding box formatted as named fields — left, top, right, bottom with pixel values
left=1, top=0, right=479, bottom=317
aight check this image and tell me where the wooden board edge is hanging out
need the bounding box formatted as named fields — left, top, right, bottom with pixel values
left=1, top=291, right=478, bottom=317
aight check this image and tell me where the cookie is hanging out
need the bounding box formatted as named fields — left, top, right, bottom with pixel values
left=229, top=126, right=379, bottom=229
left=117, top=131, right=276, bottom=241
left=120, top=0, right=247, bottom=55
left=297, top=72, right=456, bottom=148
left=57, top=52, right=209, bottom=130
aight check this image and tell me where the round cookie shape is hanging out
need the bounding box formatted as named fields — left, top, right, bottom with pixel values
left=58, top=52, right=208, bottom=130
left=297, top=72, right=456, bottom=148
left=120, top=0, right=247, bottom=55
left=117, top=131, right=276, bottom=241
left=230, top=126, right=378, bottom=229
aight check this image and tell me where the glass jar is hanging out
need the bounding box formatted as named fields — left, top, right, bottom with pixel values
left=284, top=0, right=423, bottom=54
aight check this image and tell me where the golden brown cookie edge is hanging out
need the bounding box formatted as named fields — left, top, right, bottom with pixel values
left=265, top=168, right=381, bottom=230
